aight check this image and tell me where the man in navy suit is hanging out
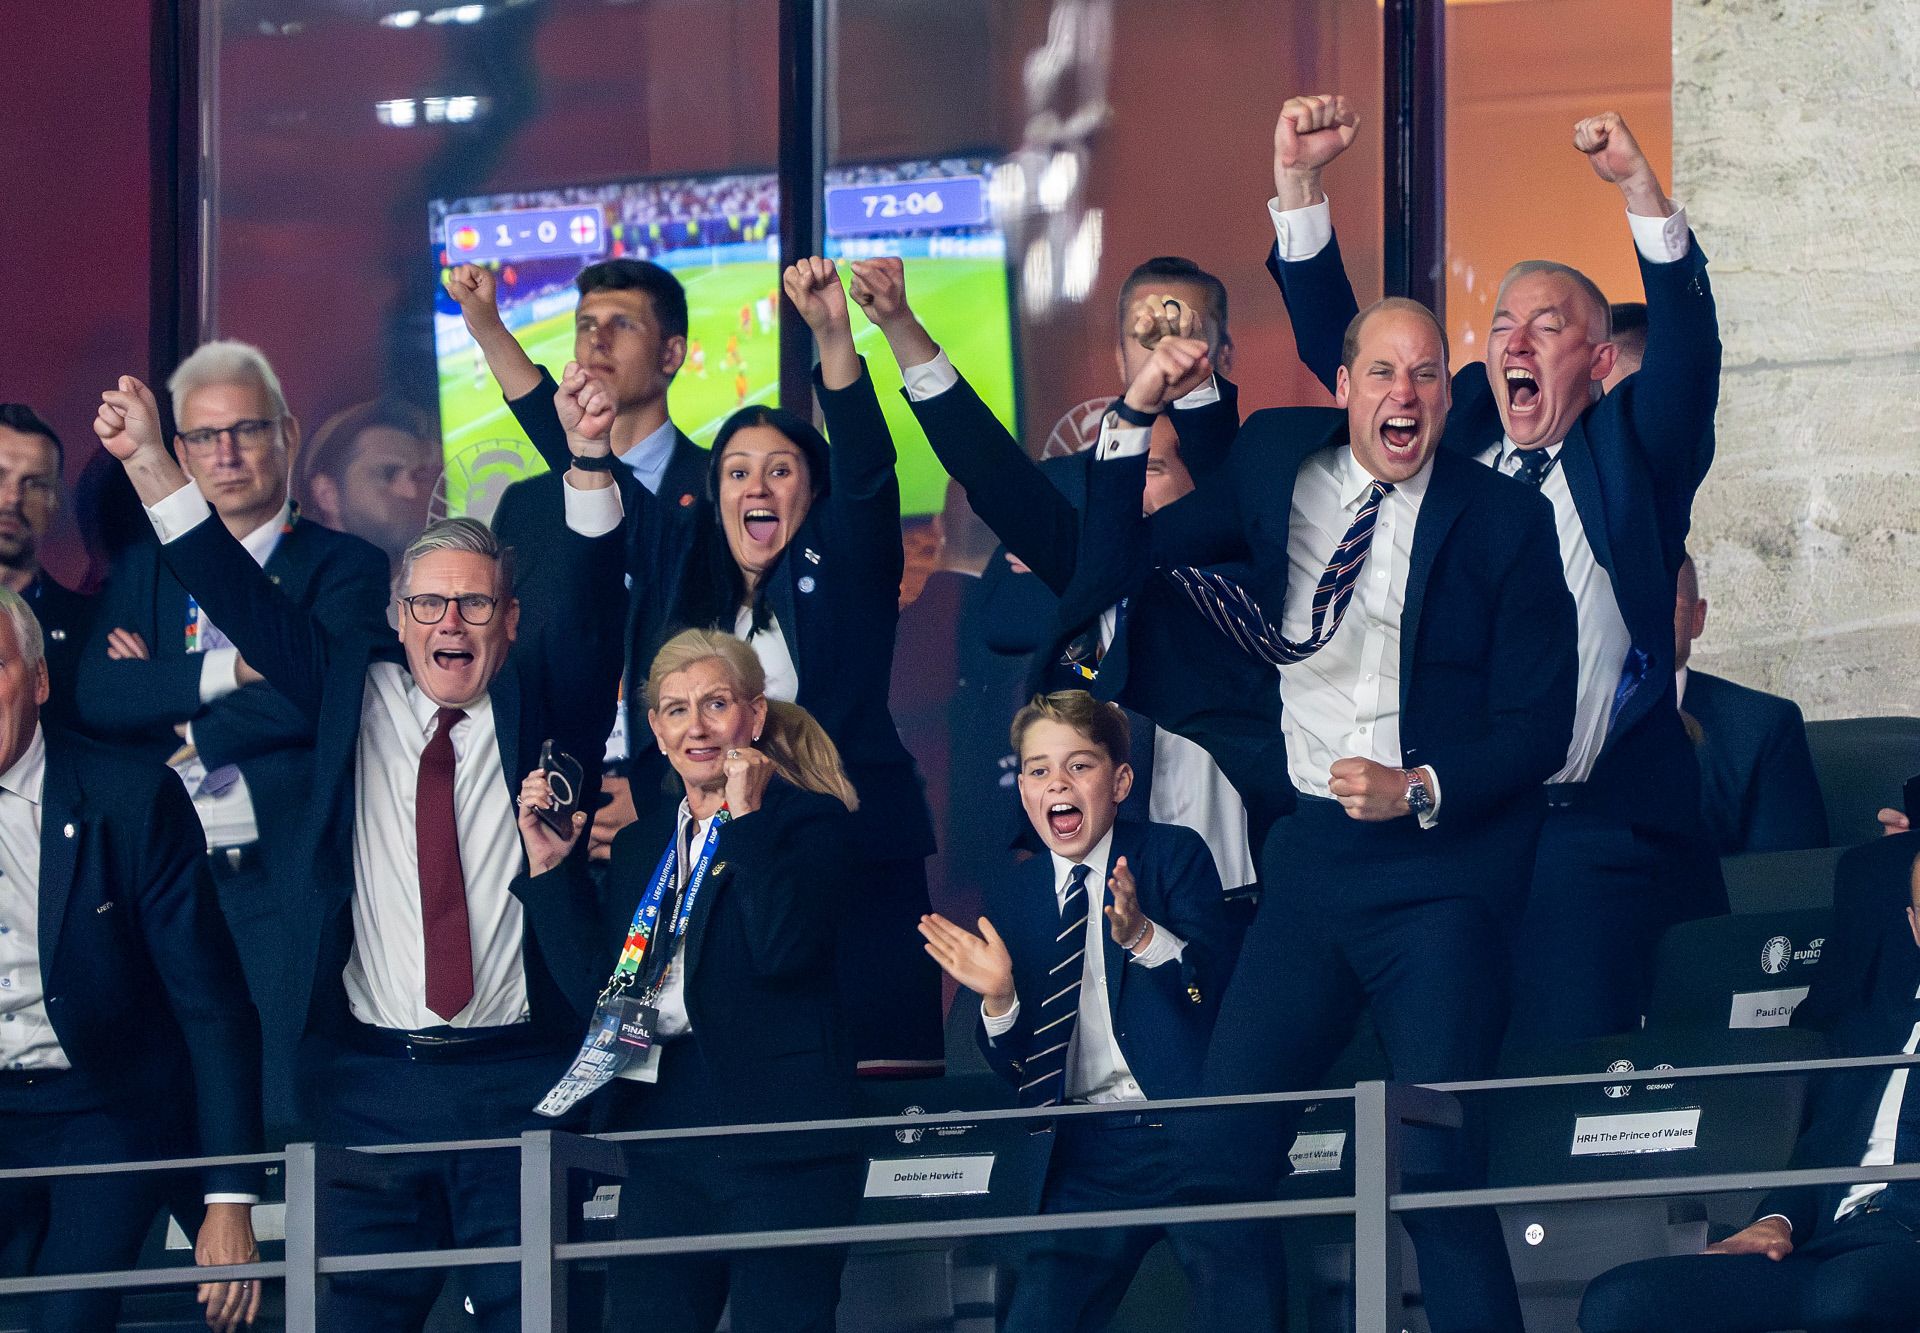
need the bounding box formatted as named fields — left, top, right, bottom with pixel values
left=92, top=368, right=624, bottom=1333
left=920, top=690, right=1276, bottom=1330
left=1674, top=554, right=1828, bottom=855
left=0, top=588, right=264, bottom=1333
left=0, top=405, right=95, bottom=734
left=863, top=257, right=1288, bottom=902
left=74, top=341, right=391, bottom=1133
left=1580, top=850, right=1920, bottom=1331
left=448, top=258, right=708, bottom=866
left=1071, top=300, right=1578, bottom=1331
left=1264, top=95, right=1725, bottom=1042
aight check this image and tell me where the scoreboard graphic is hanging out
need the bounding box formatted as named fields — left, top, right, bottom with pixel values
left=442, top=206, right=609, bottom=265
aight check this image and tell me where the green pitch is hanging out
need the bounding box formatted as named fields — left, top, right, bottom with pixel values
left=435, top=257, right=1017, bottom=517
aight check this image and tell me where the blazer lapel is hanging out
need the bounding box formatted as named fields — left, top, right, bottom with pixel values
left=36, top=742, right=84, bottom=965
left=1554, top=427, right=1617, bottom=578
left=1399, top=452, right=1472, bottom=695
left=488, top=659, right=525, bottom=806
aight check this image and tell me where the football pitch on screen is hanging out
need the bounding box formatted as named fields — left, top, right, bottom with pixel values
left=436, top=257, right=1016, bottom=517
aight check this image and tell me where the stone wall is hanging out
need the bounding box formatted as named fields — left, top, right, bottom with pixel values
left=1673, top=0, right=1920, bottom=717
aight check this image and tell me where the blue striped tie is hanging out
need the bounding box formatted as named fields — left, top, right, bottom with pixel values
left=1018, top=864, right=1091, bottom=1109
left=1169, top=480, right=1393, bottom=667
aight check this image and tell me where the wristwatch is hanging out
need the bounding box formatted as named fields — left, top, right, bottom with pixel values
left=1403, top=767, right=1434, bottom=819
left=1107, top=397, right=1161, bottom=428
left=570, top=452, right=617, bottom=472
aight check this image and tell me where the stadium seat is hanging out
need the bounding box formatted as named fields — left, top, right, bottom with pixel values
left=1646, top=906, right=1833, bottom=1031
left=1805, top=715, right=1920, bottom=845
left=1719, top=844, right=1845, bottom=914
left=1487, top=1027, right=1823, bottom=1331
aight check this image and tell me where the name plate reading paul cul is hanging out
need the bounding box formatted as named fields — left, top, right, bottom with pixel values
left=1570, top=1107, right=1702, bottom=1157
left=864, top=1153, right=996, bottom=1199
left=1729, top=986, right=1810, bottom=1030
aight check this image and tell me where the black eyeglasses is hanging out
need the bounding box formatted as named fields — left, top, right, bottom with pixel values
left=177, top=418, right=281, bottom=453
left=398, top=593, right=500, bottom=625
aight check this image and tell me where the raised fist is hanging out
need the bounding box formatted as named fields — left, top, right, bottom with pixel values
left=1573, top=112, right=1652, bottom=186
left=1128, top=292, right=1206, bottom=353
left=782, top=256, right=849, bottom=336
left=1122, top=337, right=1212, bottom=415
left=444, top=264, right=500, bottom=325
left=556, top=361, right=614, bottom=455
left=93, top=376, right=166, bottom=462
left=847, top=257, right=909, bottom=325
left=1275, top=93, right=1359, bottom=174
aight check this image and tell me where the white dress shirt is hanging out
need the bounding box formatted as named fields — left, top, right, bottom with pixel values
left=0, top=727, right=64, bottom=1072
left=1835, top=993, right=1920, bottom=1222
left=145, top=474, right=624, bottom=1032
left=616, top=416, right=680, bottom=497
left=981, top=827, right=1185, bottom=1104
left=177, top=500, right=294, bottom=851
left=734, top=605, right=800, bottom=704
left=615, top=802, right=711, bottom=1083
left=903, top=351, right=1255, bottom=887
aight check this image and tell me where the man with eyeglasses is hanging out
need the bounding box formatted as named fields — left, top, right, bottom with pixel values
left=93, top=363, right=625, bottom=1333
left=75, top=341, right=390, bottom=1136
left=0, top=404, right=95, bottom=731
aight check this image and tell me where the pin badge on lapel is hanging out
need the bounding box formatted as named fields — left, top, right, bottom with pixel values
left=802, top=548, right=821, bottom=564
left=96, top=903, right=114, bottom=915
left=797, top=576, right=816, bottom=594
left=711, top=862, right=728, bottom=877
left=49, top=629, right=66, bottom=643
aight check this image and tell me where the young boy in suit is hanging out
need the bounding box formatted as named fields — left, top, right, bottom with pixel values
left=919, top=689, right=1279, bottom=1331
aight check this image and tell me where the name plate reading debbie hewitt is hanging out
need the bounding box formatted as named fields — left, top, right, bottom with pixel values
left=864, top=1153, right=996, bottom=1199
left=1570, top=1107, right=1702, bottom=1157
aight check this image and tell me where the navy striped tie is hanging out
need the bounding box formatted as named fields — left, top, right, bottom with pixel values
left=1169, top=480, right=1393, bottom=667
left=1018, top=864, right=1091, bottom=1109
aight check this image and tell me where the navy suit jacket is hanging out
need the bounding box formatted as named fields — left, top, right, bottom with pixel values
left=601, top=778, right=857, bottom=1133
left=1684, top=669, right=1828, bottom=855
left=1067, top=411, right=1578, bottom=899
left=496, top=364, right=709, bottom=711
left=1268, top=229, right=1722, bottom=837
left=977, top=819, right=1237, bottom=1101
left=153, top=499, right=624, bottom=1047
left=32, top=729, right=263, bottom=1194
left=24, top=575, right=95, bottom=734
left=909, top=373, right=1295, bottom=850
left=1794, top=831, right=1920, bottom=1035
left=75, top=514, right=390, bottom=874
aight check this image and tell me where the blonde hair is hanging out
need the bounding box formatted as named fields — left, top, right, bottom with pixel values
left=645, top=628, right=858, bottom=812
left=1009, top=689, right=1131, bottom=766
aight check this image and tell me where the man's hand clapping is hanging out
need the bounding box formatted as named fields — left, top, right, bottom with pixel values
left=1104, top=856, right=1154, bottom=953
left=1122, top=337, right=1212, bottom=416
left=1274, top=93, right=1358, bottom=208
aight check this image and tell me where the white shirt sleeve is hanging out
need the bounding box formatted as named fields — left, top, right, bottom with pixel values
left=1172, top=377, right=1221, bottom=410
left=145, top=481, right=213, bottom=544
left=980, top=995, right=1020, bottom=1038
left=560, top=473, right=624, bottom=537
left=900, top=349, right=960, bottom=402
left=1627, top=203, right=1690, bottom=263
left=1418, top=765, right=1442, bottom=830
left=1268, top=196, right=1335, bottom=262
left=1128, top=919, right=1185, bottom=968
left=198, top=648, right=241, bottom=704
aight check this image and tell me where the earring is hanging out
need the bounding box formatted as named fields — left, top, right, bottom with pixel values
left=753, top=732, right=761, bottom=742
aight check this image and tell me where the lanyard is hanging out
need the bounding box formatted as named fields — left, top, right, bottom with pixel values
left=599, top=806, right=728, bottom=1003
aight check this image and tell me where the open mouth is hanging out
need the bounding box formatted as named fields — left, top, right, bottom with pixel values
left=430, top=648, right=474, bottom=670
left=1381, top=416, right=1419, bottom=451
left=1504, top=367, right=1540, bottom=413
left=1047, top=802, right=1085, bottom=839
left=742, top=508, right=780, bottom=546
left=685, top=745, right=722, bottom=764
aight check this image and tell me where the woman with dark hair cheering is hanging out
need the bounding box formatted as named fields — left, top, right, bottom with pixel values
left=519, top=628, right=859, bottom=1333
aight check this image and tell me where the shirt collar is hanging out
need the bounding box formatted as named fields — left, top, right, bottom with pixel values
left=406, top=681, right=490, bottom=739
left=1675, top=666, right=1690, bottom=708
left=1050, top=825, right=1116, bottom=903
left=239, top=500, right=295, bottom=565
left=1338, top=445, right=1432, bottom=509
left=618, top=418, right=679, bottom=490
left=0, top=725, right=47, bottom=806
left=1498, top=436, right=1564, bottom=471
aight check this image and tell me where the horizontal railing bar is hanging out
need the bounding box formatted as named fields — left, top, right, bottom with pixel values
left=316, top=1245, right=522, bottom=1276
left=1421, top=1050, right=1920, bottom=1095
left=0, top=1260, right=283, bottom=1297
left=0, top=1150, right=284, bottom=1183
left=556, top=1194, right=1361, bottom=1261
left=1393, top=1160, right=1920, bottom=1212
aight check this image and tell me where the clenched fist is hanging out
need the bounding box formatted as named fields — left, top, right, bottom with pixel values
left=444, top=263, right=502, bottom=329
left=847, top=257, right=910, bottom=326
left=782, top=256, right=850, bottom=337
left=1573, top=112, right=1671, bottom=216
left=556, top=362, right=615, bottom=457
left=1122, top=337, right=1212, bottom=416
left=1275, top=93, right=1359, bottom=175
left=93, top=376, right=166, bottom=463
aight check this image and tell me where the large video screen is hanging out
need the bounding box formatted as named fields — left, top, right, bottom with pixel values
left=428, top=159, right=1016, bottom=521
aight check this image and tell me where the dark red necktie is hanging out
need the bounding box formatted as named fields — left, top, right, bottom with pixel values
left=417, top=706, right=474, bottom=1022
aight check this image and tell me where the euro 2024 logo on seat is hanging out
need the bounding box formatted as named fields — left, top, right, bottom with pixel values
left=1760, top=936, right=1792, bottom=976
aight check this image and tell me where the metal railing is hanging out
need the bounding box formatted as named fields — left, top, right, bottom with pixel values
left=3, top=1050, right=1917, bottom=1331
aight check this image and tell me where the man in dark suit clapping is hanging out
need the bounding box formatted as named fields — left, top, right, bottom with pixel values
left=0, top=587, right=264, bottom=1333
left=1674, top=553, right=1828, bottom=855
left=92, top=367, right=625, bottom=1333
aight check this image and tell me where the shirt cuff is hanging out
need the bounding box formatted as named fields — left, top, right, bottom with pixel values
left=560, top=473, right=625, bottom=537
left=204, top=1193, right=261, bottom=1206
left=1269, top=196, right=1335, bottom=262
left=1128, top=920, right=1185, bottom=968
left=1756, top=1213, right=1794, bottom=1232
left=198, top=647, right=240, bottom=704
left=146, top=481, right=213, bottom=544
left=1627, top=202, right=1690, bottom=263
left=980, top=995, right=1020, bottom=1038
left=1172, top=376, right=1221, bottom=410
left=900, top=349, right=959, bottom=401
left=1418, top=765, right=1442, bottom=831
left=1096, top=414, right=1151, bottom=461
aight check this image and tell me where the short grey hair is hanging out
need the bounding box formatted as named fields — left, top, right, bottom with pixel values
left=1495, top=261, right=1612, bottom=342
left=398, top=517, right=515, bottom=597
left=167, top=340, right=291, bottom=423
left=0, top=587, right=46, bottom=671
